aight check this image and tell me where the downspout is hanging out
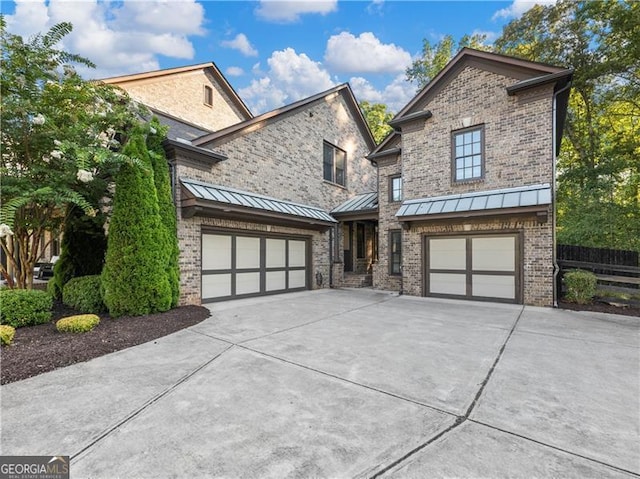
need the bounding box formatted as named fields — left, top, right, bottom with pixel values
left=329, top=226, right=334, bottom=288
left=552, top=81, right=572, bottom=308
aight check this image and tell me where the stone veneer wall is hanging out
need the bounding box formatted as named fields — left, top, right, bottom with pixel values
left=115, top=69, right=246, bottom=132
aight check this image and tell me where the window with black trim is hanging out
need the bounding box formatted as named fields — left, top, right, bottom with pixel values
left=323, top=142, right=346, bottom=186
left=389, top=175, right=402, bottom=202
left=204, top=85, right=213, bottom=106
left=453, top=126, right=483, bottom=182
left=390, top=230, right=402, bottom=275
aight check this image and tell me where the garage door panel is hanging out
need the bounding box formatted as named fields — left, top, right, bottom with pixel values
left=288, top=270, right=306, bottom=289
left=236, top=272, right=261, bottom=295
left=266, top=271, right=286, bottom=291
left=289, top=241, right=306, bottom=267
left=429, top=238, right=466, bottom=270
left=203, top=274, right=231, bottom=298
left=236, top=237, right=261, bottom=269
left=472, top=237, right=515, bottom=272
left=266, top=239, right=286, bottom=268
left=202, top=235, right=231, bottom=270
left=429, top=273, right=467, bottom=296
left=472, top=274, right=515, bottom=300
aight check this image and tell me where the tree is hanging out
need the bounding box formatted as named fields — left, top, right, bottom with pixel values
left=406, top=34, right=491, bottom=88
left=495, top=0, right=640, bottom=251
left=360, top=101, right=394, bottom=143
left=101, top=127, right=172, bottom=317
left=147, top=118, right=180, bottom=308
left=0, top=18, right=144, bottom=288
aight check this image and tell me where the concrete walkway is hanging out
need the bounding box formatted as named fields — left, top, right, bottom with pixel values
left=1, top=289, right=638, bottom=478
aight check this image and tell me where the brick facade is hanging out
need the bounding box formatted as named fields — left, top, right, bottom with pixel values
left=374, top=54, right=565, bottom=307
left=174, top=89, right=375, bottom=304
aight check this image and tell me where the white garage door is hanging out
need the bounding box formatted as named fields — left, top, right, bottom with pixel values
left=202, top=232, right=309, bottom=302
left=425, top=234, right=520, bottom=303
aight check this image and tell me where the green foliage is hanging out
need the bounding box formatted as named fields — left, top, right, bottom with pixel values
left=0, top=289, right=52, bottom=328
left=46, top=277, right=58, bottom=299
left=62, top=275, right=105, bottom=313
left=56, top=314, right=100, bottom=333
left=359, top=101, right=394, bottom=144
left=54, top=206, right=107, bottom=296
left=147, top=118, right=180, bottom=308
left=563, top=269, right=597, bottom=304
left=495, top=0, right=640, bottom=251
left=101, top=128, right=172, bottom=317
left=1, top=325, right=16, bottom=346
left=406, top=33, right=491, bottom=88
left=0, top=324, right=15, bottom=345
left=0, top=18, right=146, bottom=289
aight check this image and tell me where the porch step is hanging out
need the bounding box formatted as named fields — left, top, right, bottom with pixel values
left=342, top=273, right=373, bottom=288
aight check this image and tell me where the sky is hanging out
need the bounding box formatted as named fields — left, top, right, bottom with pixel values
left=2, top=0, right=555, bottom=115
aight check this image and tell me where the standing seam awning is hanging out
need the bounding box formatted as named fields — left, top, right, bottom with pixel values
left=181, top=178, right=336, bottom=228
left=396, top=184, right=551, bottom=220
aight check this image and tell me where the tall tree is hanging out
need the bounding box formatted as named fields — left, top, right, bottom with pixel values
left=495, top=0, right=640, bottom=251
left=406, top=34, right=491, bottom=88
left=360, top=101, right=394, bottom=143
left=101, top=127, right=172, bottom=317
left=0, top=18, right=144, bottom=288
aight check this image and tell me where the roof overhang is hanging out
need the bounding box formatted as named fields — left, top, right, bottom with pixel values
left=163, top=139, right=227, bottom=171
left=330, top=192, right=378, bottom=221
left=331, top=210, right=378, bottom=222
left=388, top=110, right=432, bottom=130
left=181, top=179, right=336, bottom=231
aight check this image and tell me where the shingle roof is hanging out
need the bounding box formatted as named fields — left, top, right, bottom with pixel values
left=396, top=183, right=551, bottom=219
left=331, top=192, right=378, bottom=215
left=151, top=109, right=211, bottom=142
left=181, top=178, right=336, bottom=224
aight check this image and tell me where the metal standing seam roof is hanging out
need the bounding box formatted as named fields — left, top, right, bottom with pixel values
left=181, top=178, right=336, bottom=223
left=331, top=192, right=378, bottom=214
left=396, top=183, right=552, bottom=218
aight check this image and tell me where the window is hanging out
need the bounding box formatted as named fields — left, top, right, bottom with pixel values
left=390, top=230, right=402, bottom=275
left=389, top=175, right=402, bottom=202
left=203, top=85, right=213, bottom=106
left=453, top=126, right=483, bottom=182
left=323, top=142, right=346, bottom=186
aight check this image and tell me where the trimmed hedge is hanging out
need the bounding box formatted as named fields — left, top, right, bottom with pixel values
left=1, top=325, right=15, bottom=346
left=564, top=269, right=597, bottom=304
left=101, top=129, right=171, bottom=317
left=62, top=275, right=105, bottom=313
left=56, top=314, right=100, bottom=333
left=0, top=289, right=52, bottom=328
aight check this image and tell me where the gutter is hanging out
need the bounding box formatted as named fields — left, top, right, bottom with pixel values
left=552, top=79, right=573, bottom=308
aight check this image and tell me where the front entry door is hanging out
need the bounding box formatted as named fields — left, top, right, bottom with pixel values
left=343, top=223, right=353, bottom=272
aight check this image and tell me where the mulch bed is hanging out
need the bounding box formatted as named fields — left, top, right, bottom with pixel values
left=1, top=302, right=210, bottom=385
left=558, top=300, right=640, bottom=318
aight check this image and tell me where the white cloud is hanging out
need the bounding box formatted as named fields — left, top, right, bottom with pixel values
left=366, top=0, right=385, bottom=15
left=325, top=32, right=412, bottom=74
left=240, top=48, right=335, bottom=114
left=221, top=33, right=258, bottom=57
left=493, top=0, right=557, bottom=20
left=255, top=0, right=337, bottom=23
left=4, top=0, right=206, bottom=79
left=225, top=66, right=245, bottom=77
left=349, top=74, right=417, bottom=115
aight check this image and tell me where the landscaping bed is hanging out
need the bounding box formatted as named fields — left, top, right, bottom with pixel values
left=1, top=301, right=210, bottom=385
left=559, top=299, right=640, bottom=317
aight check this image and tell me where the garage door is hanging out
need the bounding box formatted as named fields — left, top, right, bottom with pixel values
left=202, top=232, right=309, bottom=302
left=424, top=234, right=520, bottom=303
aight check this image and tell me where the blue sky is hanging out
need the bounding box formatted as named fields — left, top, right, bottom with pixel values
left=2, top=0, right=552, bottom=114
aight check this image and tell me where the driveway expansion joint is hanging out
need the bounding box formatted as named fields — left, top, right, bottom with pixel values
left=70, top=344, right=235, bottom=463
left=369, top=306, right=526, bottom=477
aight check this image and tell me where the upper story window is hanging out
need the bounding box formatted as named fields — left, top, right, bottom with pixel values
left=203, top=85, right=213, bottom=106
left=323, top=142, right=346, bottom=186
left=453, top=126, right=483, bottom=182
left=389, top=175, right=402, bottom=202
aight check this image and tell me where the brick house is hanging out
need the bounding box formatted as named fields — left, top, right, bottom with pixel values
left=370, top=49, right=572, bottom=306
left=104, top=65, right=377, bottom=304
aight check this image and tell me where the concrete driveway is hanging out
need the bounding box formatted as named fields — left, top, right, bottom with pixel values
left=1, top=289, right=638, bottom=478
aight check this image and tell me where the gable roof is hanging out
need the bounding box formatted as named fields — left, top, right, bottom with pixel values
left=100, top=62, right=253, bottom=121
left=394, top=48, right=570, bottom=119
left=367, top=131, right=401, bottom=159
left=192, top=83, right=376, bottom=150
